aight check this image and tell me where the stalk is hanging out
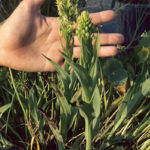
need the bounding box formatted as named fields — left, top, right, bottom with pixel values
left=56, top=0, right=79, bottom=101
left=56, top=2, right=99, bottom=150
left=85, top=118, right=92, bottom=150
left=56, top=0, right=78, bottom=72
left=9, top=68, right=32, bottom=135
left=9, top=68, right=27, bottom=121
left=77, top=11, right=99, bottom=150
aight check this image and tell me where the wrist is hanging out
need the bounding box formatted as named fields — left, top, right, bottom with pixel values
left=0, top=24, right=4, bottom=66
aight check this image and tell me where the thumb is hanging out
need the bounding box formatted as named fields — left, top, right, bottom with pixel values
left=23, top=0, right=46, bottom=12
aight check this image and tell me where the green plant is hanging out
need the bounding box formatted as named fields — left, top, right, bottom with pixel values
left=0, top=1, right=150, bottom=150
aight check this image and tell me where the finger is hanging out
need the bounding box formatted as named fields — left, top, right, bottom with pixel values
left=74, top=34, right=124, bottom=46
left=73, top=46, right=118, bottom=58
left=89, top=10, right=116, bottom=25
left=98, top=46, right=118, bottom=57
left=23, top=0, right=46, bottom=12
left=99, top=33, right=124, bottom=45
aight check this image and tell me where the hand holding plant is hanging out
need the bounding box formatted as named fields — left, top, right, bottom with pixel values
left=0, top=0, right=124, bottom=72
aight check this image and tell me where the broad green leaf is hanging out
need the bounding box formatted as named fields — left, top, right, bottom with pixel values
left=29, top=89, right=39, bottom=124
left=79, top=86, right=101, bottom=140
left=103, top=58, right=128, bottom=86
left=90, top=34, right=100, bottom=84
left=110, top=78, right=150, bottom=137
left=60, top=106, right=78, bottom=142
left=79, top=105, right=93, bottom=148
left=135, top=62, right=148, bottom=84
left=136, top=47, right=150, bottom=64
left=69, top=71, right=78, bottom=91
left=57, top=94, right=78, bottom=140
left=79, top=104, right=94, bottom=123
left=50, top=82, right=78, bottom=140
left=89, top=58, right=98, bottom=89
left=80, top=38, right=93, bottom=70
left=60, top=52, right=93, bottom=103
left=134, top=35, right=150, bottom=51
left=50, top=82, right=71, bottom=116
left=127, top=63, right=135, bottom=81
left=70, top=87, right=82, bottom=103
left=93, top=34, right=100, bottom=57
left=0, top=103, right=11, bottom=118
left=90, top=86, right=102, bottom=131
left=43, top=55, right=72, bottom=99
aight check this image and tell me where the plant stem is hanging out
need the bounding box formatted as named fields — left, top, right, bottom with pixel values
left=85, top=118, right=92, bottom=150
left=9, top=68, right=32, bottom=135
left=9, top=68, right=27, bottom=121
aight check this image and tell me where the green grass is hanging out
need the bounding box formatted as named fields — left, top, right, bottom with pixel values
left=0, top=0, right=150, bottom=150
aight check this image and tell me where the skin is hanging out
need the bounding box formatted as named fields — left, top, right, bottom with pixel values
left=0, top=0, right=124, bottom=72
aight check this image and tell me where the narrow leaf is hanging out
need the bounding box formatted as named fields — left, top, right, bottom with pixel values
left=38, top=109, right=66, bottom=150
left=0, top=103, right=11, bottom=118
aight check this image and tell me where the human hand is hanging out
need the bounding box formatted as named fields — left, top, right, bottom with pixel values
left=0, top=0, right=124, bottom=72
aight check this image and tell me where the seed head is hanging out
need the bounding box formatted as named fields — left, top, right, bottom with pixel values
left=56, top=0, right=79, bottom=59
left=56, top=0, right=78, bottom=22
left=77, top=11, right=96, bottom=42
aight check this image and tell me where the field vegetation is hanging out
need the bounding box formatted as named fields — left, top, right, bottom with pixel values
left=0, top=0, right=150, bottom=150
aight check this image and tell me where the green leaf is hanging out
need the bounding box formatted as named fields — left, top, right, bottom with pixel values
left=50, top=82, right=78, bottom=141
left=58, top=95, right=78, bottom=142
left=132, top=117, right=150, bottom=139
left=69, top=71, right=78, bottom=91
left=57, top=93, right=77, bottom=138
left=89, top=34, right=100, bottom=82
left=135, top=34, right=150, bottom=51
left=79, top=86, right=102, bottom=140
left=110, top=78, right=150, bottom=138
left=90, top=86, right=102, bottom=138
left=50, top=82, right=71, bottom=116
left=70, top=87, right=82, bottom=103
left=0, top=133, right=13, bottom=148
left=0, top=103, right=11, bottom=118
left=89, top=58, right=98, bottom=88
left=79, top=105, right=93, bottom=148
left=43, top=55, right=70, bottom=84
left=60, top=52, right=93, bottom=103
left=38, top=109, right=66, bottom=150
left=80, top=38, right=93, bottom=69
left=90, top=34, right=100, bottom=79
left=136, top=47, right=150, bottom=64
left=140, top=139, right=150, bottom=150
left=93, top=33, right=100, bottom=57
left=29, top=89, right=39, bottom=124
left=103, top=58, right=128, bottom=86
left=71, top=135, right=84, bottom=150
left=0, top=67, right=8, bottom=83
left=43, top=55, right=71, bottom=99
